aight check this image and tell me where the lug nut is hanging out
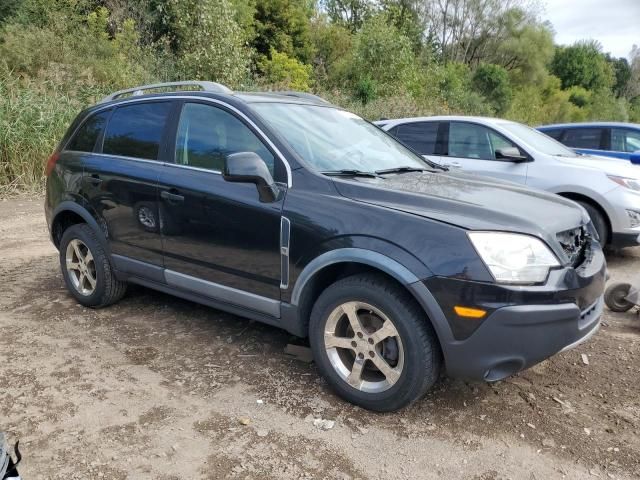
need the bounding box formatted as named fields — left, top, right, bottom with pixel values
left=351, top=341, right=357, bottom=348
left=369, top=351, right=375, bottom=358
left=368, top=338, right=374, bottom=344
left=358, top=352, right=364, bottom=359
left=357, top=332, right=364, bottom=338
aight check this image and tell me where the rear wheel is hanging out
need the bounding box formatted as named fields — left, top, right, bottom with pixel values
left=604, top=282, right=634, bottom=312
left=309, top=273, right=441, bottom=412
left=577, top=201, right=609, bottom=245
left=59, top=224, right=127, bottom=308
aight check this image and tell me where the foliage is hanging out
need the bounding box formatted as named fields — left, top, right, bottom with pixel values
left=252, top=0, right=314, bottom=64
left=259, top=48, right=312, bottom=90
left=471, top=63, right=512, bottom=114
left=551, top=40, right=615, bottom=91
left=164, top=0, right=249, bottom=87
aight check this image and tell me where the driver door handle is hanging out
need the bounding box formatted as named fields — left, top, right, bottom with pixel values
left=161, top=190, right=184, bottom=203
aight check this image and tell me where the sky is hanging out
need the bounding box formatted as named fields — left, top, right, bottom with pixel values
left=542, top=0, right=640, bottom=58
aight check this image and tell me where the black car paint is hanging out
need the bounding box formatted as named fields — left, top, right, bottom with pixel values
left=45, top=91, right=606, bottom=382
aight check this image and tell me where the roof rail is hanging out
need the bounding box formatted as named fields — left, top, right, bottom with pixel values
left=274, top=91, right=332, bottom=105
left=100, top=81, right=232, bottom=103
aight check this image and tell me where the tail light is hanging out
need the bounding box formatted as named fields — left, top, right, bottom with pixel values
left=45, top=151, right=60, bottom=176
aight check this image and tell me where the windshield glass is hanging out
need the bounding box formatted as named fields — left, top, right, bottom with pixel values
left=251, top=103, right=428, bottom=172
left=499, top=122, right=579, bottom=157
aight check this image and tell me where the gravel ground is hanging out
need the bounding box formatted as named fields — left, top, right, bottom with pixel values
left=1, top=197, right=639, bottom=480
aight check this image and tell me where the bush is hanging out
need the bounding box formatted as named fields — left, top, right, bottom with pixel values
left=259, top=48, right=313, bottom=91
left=471, top=63, right=513, bottom=114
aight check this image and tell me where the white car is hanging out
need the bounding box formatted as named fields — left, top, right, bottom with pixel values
left=376, top=116, right=640, bottom=248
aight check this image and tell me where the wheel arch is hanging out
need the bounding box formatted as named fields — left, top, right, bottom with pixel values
left=51, top=201, right=109, bottom=252
left=288, top=249, right=453, bottom=355
left=556, top=192, right=611, bottom=243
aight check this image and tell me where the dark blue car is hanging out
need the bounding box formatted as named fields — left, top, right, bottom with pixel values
left=537, top=122, right=640, bottom=164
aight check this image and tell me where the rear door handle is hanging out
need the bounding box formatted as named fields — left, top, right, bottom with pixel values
left=161, top=190, right=184, bottom=203
left=87, top=174, right=102, bottom=185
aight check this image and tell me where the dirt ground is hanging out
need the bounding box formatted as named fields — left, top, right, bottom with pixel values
left=1, top=197, right=639, bottom=480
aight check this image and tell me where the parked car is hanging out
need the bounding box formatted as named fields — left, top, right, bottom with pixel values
left=46, top=82, right=605, bottom=411
left=377, top=116, right=640, bottom=248
left=537, top=122, right=640, bottom=164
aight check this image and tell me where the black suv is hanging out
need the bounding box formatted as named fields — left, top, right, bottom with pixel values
left=45, top=81, right=606, bottom=411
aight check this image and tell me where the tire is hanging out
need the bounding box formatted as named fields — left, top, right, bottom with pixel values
left=59, top=224, right=127, bottom=308
left=309, top=273, right=441, bottom=412
left=577, top=201, right=609, bottom=245
left=604, top=282, right=634, bottom=312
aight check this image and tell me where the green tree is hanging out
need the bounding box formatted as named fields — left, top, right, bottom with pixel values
left=471, top=63, right=512, bottom=114
left=606, top=55, right=632, bottom=98
left=309, top=15, right=353, bottom=84
left=252, top=0, right=313, bottom=64
left=323, top=0, right=372, bottom=32
left=550, top=40, right=615, bottom=91
left=349, top=15, right=416, bottom=96
left=165, top=0, right=250, bottom=87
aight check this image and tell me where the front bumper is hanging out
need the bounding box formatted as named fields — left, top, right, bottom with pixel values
left=421, top=240, right=606, bottom=382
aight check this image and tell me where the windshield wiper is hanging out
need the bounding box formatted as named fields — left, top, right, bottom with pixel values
left=375, top=166, right=430, bottom=175
left=321, top=169, right=382, bottom=178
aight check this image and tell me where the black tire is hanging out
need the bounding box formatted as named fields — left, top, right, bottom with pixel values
left=604, top=282, right=634, bottom=312
left=59, top=224, right=127, bottom=308
left=577, top=201, right=609, bottom=245
left=309, top=273, right=441, bottom=412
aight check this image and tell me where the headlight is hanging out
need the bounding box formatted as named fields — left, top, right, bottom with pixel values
left=627, top=209, right=640, bottom=228
left=468, top=232, right=560, bottom=284
left=608, top=175, right=640, bottom=192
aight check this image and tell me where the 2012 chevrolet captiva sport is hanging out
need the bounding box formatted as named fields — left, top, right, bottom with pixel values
left=45, top=81, right=606, bottom=411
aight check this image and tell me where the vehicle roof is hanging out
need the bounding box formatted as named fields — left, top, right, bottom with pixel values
left=538, top=122, right=640, bottom=130
left=374, top=116, right=518, bottom=127
left=97, top=90, right=332, bottom=108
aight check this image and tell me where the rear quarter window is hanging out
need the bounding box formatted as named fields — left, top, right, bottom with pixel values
left=540, top=128, right=564, bottom=141
left=102, top=102, right=172, bottom=160
left=67, top=110, right=111, bottom=152
left=564, top=128, right=604, bottom=149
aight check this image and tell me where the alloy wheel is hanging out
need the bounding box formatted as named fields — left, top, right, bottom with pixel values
left=324, top=301, right=404, bottom=393
left=65, top=238, right=97, bottom=296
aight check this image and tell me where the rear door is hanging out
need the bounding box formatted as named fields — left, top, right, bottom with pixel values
left=440, top=121, right=529, bottom=184
left=83, top=100, right=174, bottom=267
left=609, top=127, right=640, bottom=160
left=387, top=121, right=443, bottom=165
left=157, top=101, right=285, bottom=311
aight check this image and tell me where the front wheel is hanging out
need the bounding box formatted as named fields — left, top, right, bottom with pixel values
left=604, top=282, right=634, bottom=312
left=309, top=273, right=441, bottom=412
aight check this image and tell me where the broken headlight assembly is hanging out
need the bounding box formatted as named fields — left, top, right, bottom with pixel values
left=468, top=232, right=560, bottom=284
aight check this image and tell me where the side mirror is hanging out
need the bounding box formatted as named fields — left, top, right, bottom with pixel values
left=630, top=151, right=640, bottom=165
left=223, top=152, right=278, bottom=202
left=495, top=147, right=529, bottom=162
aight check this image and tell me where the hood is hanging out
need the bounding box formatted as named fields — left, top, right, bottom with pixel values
left=557, top=154, right=640, bottom=178
left=332, top=170, right=589, bottom=248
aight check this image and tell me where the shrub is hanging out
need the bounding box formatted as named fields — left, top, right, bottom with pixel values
left=472, top=63, right=513, bottom=114
left=259, top=48, right=313, bottom=91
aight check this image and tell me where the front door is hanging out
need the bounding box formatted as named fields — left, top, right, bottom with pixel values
left=440, top=121, right=529, bottom=184
left=158, top=101, right=285, bottom=312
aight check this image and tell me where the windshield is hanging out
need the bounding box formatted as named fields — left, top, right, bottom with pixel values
left=251, top=103, right=428, bottom=172
left=499, top=122, right=579, bottom=157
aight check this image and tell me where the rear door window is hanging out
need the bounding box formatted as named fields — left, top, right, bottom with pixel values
left=563, top=128, right=604, bottom=149
left=612, top=128, right=640, bottom=153
left=393, top=122, right=439, bottom=155
left=67, top=110, right=111, bottom=152
left=102, top=102, right=172, bottom=160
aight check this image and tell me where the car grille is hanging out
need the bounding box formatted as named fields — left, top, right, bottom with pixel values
left=556, top=225, right=589, bottom=267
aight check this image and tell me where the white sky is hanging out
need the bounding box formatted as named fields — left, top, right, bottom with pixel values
left=542, top=0, right=640, bottom=58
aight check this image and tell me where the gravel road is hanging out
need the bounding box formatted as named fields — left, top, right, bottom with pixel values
left=1, top=197, right=639, bottom=480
